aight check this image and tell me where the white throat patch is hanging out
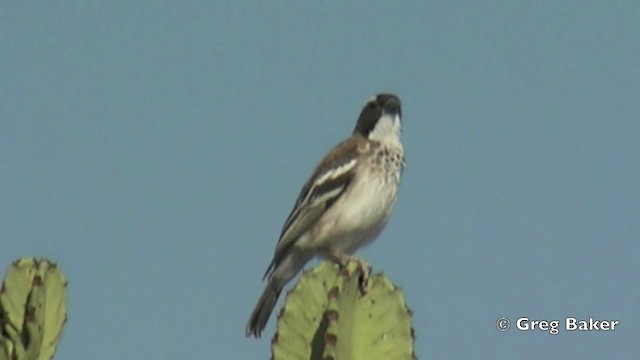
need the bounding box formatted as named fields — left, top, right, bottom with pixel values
left=368, top=114, right=402, bottom=148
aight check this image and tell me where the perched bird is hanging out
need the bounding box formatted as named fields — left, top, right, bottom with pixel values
left=246, top=93, right=406, bottom=338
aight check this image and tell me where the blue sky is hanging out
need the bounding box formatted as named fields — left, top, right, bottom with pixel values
left=1, top=2, right=638, bottom=359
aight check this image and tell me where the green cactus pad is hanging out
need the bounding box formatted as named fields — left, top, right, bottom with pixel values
left=0, top=258, right=68, bottom=360
left=0, top=334, right=15, bottom=360
left=272, top=259, right=415, bottom=360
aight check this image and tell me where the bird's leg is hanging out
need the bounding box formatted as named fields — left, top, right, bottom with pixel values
left=326, top=249, right=371, bottom=295
left=326, top=249, right=351, bottom=268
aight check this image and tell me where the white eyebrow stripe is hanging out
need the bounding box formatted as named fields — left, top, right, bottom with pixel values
left=312, top=158, right=357, bottom=187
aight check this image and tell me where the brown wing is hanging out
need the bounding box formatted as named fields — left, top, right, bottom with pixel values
left=263, top=136, right=364, bottom=279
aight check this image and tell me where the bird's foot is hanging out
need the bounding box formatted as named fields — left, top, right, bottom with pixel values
left=326, top=250, right=371, bottom=295
left=356, top=259, right=372, bottom=295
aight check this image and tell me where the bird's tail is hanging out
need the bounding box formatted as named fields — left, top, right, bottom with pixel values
left=245, top=276, right=284, bottom=338
left=245, top=250, right=312, bottom=338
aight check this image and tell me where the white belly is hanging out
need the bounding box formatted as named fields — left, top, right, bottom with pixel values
left=302, top=166, right=400, bottom=254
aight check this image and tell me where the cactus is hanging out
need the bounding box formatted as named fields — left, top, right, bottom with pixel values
left=0, top=258, right=67, bottom=360
left=272, top=259, right=415, bottom=360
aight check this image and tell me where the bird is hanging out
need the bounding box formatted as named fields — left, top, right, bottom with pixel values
left=245, top=93, right=405, bottom=338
